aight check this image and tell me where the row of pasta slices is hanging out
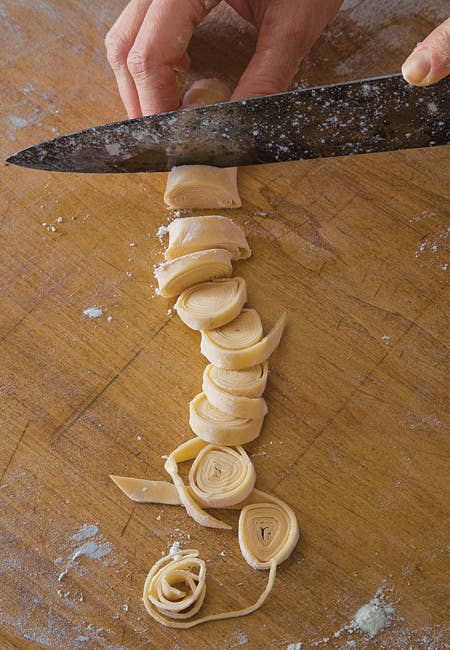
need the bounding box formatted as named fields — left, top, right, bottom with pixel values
left=154, top=214, right=286, bottom=446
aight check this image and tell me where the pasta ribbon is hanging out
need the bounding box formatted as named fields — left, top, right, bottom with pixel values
left=142, top=549, right=277, bottom=629
left=175, top=277, right=247, bottom=331
left=206, top=362, right=268, bottom=398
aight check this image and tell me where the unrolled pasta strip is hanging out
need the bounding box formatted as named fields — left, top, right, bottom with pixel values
left=175, top=277, right=247, bottom=331
left=190, top=392, right=264, bottom=445
left=201, top=309, right=287, bottom=370
left=143, top=548, right=277, bottom=629
left=154, top=249, right=233, bottom=298
left=203, top=364, right=268, bottom=419
left=165, top=216, right=251, bottom=261
left=207, top=362, right=269, bottom=398
left=164, top=437, right=231, bottom=530
left=109, top=476, right=181, bottom=504
left=164, top=79, right=241, bottom=210
left=188, top=444, right=255, bottom=507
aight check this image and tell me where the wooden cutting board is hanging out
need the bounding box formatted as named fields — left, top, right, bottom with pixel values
left=1, top=1, right=449, bottom=649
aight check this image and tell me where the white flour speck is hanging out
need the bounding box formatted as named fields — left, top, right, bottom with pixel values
left=156, top=225, right=169, bottom=240
left=235, top=631, right=248, bottom=645
left=287, top=644, right=302, bottom=650
left=107, top=315, right=113, bottom=322
left=70, top=540, right=113, bottom=563
left=72, top=524, right=99, bottom=542
left=83, top=306, right=103, bottom=319
left=381, top=335, right=391, bottom=342
left=169, top=541, right=182, bottom=557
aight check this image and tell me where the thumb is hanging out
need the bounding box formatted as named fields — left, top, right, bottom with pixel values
left=402, top=17, right=450, bottom=86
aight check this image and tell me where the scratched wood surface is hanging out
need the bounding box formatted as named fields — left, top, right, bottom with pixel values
left=1, top=1, right=449, bottom=649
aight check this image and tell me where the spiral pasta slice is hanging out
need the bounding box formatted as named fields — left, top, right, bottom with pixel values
left=165, top=216, right=251, bottom=261
left=207, top=362, right=269, bottom=398
left=188, top=444, right=255, bottom=508
left=203, top=364, right=268, bottom=419
left=201, top=309, right=287, bottom=370
left=164, top=79, right=241, bottom=210
left=143, top=548, right=277, bottom=629
left=190, top=392, right=264, bottom=445
left=238, top=492, right=299, bottom=570
left=154, top=249, right=233, bottom=298
left=164, top=437, right=231, bottom=530
left=175, top=277, right=247, bottom=331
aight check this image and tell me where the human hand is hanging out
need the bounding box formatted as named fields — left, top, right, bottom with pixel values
left=105, top=0, right=343, bottom=118
left=402, top=16, right=450, bottom=86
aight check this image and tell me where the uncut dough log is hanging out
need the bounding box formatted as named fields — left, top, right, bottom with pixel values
left=201, top=309, right=287, bottom=370
left=203, top=363, right=268, bottom=419
left=165, top=216, right=251, bottom=261
left=175, top=277, right=247, bottom=331
left=143, top=549, right=277, bottom=629
left=190, top=392, right=264, bottom=445
left=154, top=248, right=233, bottom=298
left=164, top=79, right=241, bottom=209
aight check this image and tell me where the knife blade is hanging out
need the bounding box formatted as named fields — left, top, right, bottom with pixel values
left=6, top=74, right=449, bottom=174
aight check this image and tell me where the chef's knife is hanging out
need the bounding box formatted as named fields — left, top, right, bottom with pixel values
left=6, top=73, right=449, bottom=173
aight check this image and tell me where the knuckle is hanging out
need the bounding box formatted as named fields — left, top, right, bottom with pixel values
left=127, top=48, right=153, bottom=77
left=104, top=29, right=128, bottom=66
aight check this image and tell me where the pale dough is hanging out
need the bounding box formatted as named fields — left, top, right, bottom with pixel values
left=154, top=248, right=233, bottom=298
left=165, top=216, right=251, bottom=261
left=203, top=363, right=268, bottom=419
left=189, top=392, right=264, bottom=445
left=206, top=362, right=269, bottom=398
left=201, top=309, right=287, bottom=370
left=175, top=277, right=247, bottom=331
left=164, top=79, right=241, bottom=209
left=142, top=549, right=277, bottom=629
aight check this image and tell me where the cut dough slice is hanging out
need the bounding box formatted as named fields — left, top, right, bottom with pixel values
left=238, top=492, right=299, bottom=570
left=154, top=249, right=233, bottom=298
left=109, top=476, right=181, bottom=504
left=164, top=166, right=241, bottom=209
left=165, top=216, right=251, bottom=261
left=143, top=548, right=277, bottom=629
left=164, top=79, right=241, bottom=210
left=207, top=362, right=269, bottom=398
left=188, top=444, right=255, bottom=508
left=203, top=364, right=268, bottom=419
left=175, top=277, right=247, bottom=331
left=201, top=309, right=287, bottom=369
left=164, top=437, right=231, bottom=530
left=189, top=392, right=263, bottom=445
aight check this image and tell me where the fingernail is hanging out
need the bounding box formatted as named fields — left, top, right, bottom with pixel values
left=402, top=48, right=431, bottom=85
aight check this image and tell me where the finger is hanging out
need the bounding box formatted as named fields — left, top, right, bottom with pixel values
left=402, top=17, right=450, bottom=86
left=127, top=0, right=221, bottom=115
left=231, top=1, right=342, bottom=100
left=174, top=52, right=191, bottom=73
left=105, top=0, right=152, bottom=118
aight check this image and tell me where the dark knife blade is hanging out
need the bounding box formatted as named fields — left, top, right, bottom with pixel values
left=6, top=74, right=449, bottom=173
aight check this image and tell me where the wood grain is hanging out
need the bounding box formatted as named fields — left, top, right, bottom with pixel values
left=1, top=1, right=449, bottom=649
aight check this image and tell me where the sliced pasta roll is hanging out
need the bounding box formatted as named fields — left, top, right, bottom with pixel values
left=201, top=309, right=286, bottom=370
left=175, top=277, right=247, bottom=330
left=165, top=216, right=250, bottom=261
left=189, top=392, right=264, bottom=445
left=239, top=492, right=299, bottom=570
left=206, top=362, right=268, bottom=398
left=202, top=363, right=268, bottom=419
left=154, top=248, right=233, bottom=298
